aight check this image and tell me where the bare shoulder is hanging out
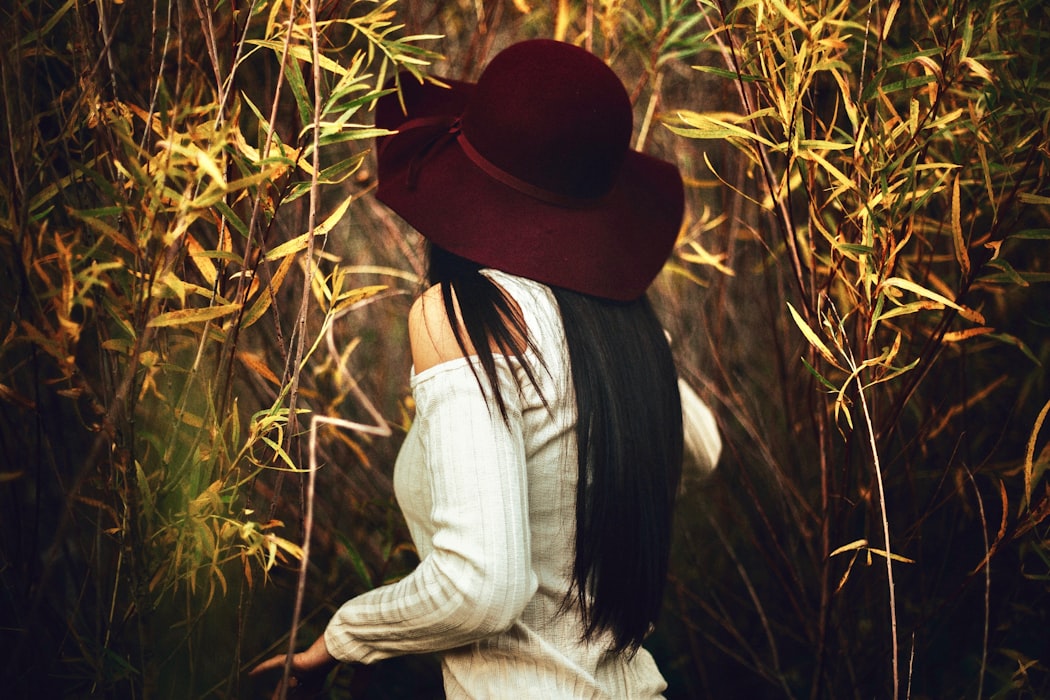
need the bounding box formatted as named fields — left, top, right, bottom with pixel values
left=408, top=279, right=530, bottom=373
left=408, top=284, right=474, bottom=373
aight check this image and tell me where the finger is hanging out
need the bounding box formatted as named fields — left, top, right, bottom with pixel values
left=249, top=654, right=288, bottom=676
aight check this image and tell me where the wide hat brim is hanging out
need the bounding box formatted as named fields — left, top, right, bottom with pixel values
left=374, top=69, right=684, bottom=302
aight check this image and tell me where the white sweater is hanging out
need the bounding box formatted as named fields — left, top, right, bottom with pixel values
left=324, top=270, right=675, bottom=698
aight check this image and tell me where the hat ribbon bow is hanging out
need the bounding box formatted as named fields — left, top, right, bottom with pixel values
left=394, top=114, right=593, bottom=209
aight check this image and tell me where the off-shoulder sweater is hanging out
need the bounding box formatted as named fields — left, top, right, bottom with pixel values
left=323, top=270, right=676, bottom=698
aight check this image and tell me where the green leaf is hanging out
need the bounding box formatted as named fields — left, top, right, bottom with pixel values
left=878, top=75, right=938, bottom=95
left=17, top=0, right=75, bottom=46
left=308, top=128, right=393, bottom=147
left=213, top=201, right=250, bottom=239
left=286, top=57, right=313, bottom=128
left=1010, top=228, right=1050, bottom=240
left=982, top=258, right=1028, bottom=286
left=336, top=533, right=374, bottom=588
left=884, top=47, right=944, bottom=70
left=979, top=271, right=1050, bottom=285
left=988, top=333, right=1041, bottom=366
left=691, top=65, right=765, bottom=82
left=315, top=154, right=369, bottom=185
left=801, top=355, right=840, bottom=392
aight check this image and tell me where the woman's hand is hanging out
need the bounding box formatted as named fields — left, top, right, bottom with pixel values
left=250, top=633, right=337, bottom=698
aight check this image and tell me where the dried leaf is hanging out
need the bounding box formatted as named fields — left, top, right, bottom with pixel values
left=1024, top=398, right=1050, bottom=509
left=951, top=175, right=970, bottom=278
left=830, top=538, right=869, bottom=557
left=942, top=327, right=994, bottom=343
left=237, top=351, right=281, bottom=387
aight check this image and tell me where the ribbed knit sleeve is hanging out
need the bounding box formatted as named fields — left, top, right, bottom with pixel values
left=323, top=357, right=539, bottom=664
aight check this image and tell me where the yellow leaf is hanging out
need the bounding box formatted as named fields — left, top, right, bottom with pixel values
left=679, top=242, right=736, bottom=276
left=882, top=0, right=900, bottom=40
left=865, top=547, right=916, bottom=564
left=249, top=41, right=349, bottom=77
left=315, top=196, right=353, bottom=238
left=193, top=145, right=225, bottom=186
left=1024, top=398, right=1050, bottom=508
left=264, top=232, right=313, bottom=262
left=270, top=534, right=304, bottom=561
left=943, top=327, right=994, bottom=343
left=882, top=277, right=985, bottom=324
left=147, top=302, right=241, bottom=328
left=834, top=550, right=859, bottom=593
left=801, top=150, right=857, bottom=192
left=883, top=332, right=902, bottom=366
left=187, top=233, right=218, bottom=288
left=672, top=111, right=777, bottom=149
left=265, top=537, right=277, bottom=570
left=767, top=0, right=811, bottom=36
left=332, top=285, right=390, bottom=314
left=961, top=57, right=994, bottom=82
left=830, top=538, right=869, bottom=557
left=0, top=383, right=35, bottom=410
left=787, top=303, right=844, bottom=370
left=243, top=253, right=295, bottom=328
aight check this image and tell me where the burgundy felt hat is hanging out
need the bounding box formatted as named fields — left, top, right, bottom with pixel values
left=374, top=39, right=684, bottom=301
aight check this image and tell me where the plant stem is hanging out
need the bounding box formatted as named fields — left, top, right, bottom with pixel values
left=856, top=378, right=899, bottom=698
left=279, top=1, right=324, bottom=696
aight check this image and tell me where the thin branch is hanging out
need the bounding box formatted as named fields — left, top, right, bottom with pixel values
left=855, top=372, right=899, bottom=699
left=704, top=0, right=808, bottom=316
left=279, top=0, right=325, bottom=696
left=964, top=468, right=991, bottom=700
left=707, top=510, right=796, bottom=700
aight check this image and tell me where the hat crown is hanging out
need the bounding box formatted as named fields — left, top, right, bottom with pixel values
left=461, top=40, right=633, bottom=200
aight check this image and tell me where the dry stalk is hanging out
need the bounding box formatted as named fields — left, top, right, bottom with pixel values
left=277, top=0, right=326, bottom=695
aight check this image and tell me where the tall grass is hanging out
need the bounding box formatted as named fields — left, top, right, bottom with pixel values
left=1, top=1, right=436, bottom=696
left=662, top=0, right=1050, bottom=697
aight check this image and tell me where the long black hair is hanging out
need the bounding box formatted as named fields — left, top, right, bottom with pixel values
left=425, top=243, right=683, bottom=654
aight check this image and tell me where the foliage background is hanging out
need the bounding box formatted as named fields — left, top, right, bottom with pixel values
left=1, top=0, right=1049, bottom=698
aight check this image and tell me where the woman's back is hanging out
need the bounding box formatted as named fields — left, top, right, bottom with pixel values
left=391, top=269, right=668, bottom=698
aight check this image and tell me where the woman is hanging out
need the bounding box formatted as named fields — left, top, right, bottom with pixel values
left=253, top=38, right=718, bottom=698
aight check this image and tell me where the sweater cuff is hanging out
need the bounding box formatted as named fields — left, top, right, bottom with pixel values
left=323, top=617, right=385, bottom=665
